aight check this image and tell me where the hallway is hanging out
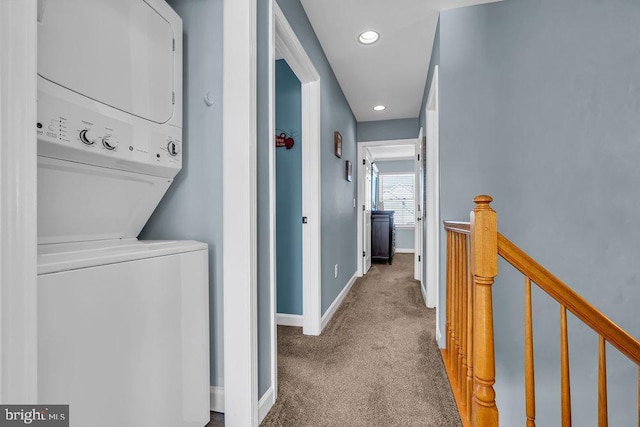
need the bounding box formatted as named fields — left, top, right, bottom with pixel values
left=260, top=254, right=461, bottom=426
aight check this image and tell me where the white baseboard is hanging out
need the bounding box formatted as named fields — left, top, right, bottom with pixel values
left=258, top=386, right=275, bottom=423
left=420, top=283, right=428, bottom=308
left=321, top=272, right=358, bottom=331
left=395, top=248, right=414, bottom=253
left=277, top=313, right=303, bottom=327
left=210, top=386, right=224, bottom=413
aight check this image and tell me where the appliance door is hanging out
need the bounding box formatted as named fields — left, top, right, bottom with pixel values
left=37, top=0, right=175, bottom=124
left=38, top=247, right=210, bottom=427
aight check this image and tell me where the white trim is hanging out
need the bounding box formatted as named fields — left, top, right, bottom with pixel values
left=273, top=2, right=322, bottom=338
left=222, top=0, right=259, bottom=424
left=321, top=272, right=358, bottom=331
left=425, top=66, right=440, bottom=318
left=258, top=386, right=275, bottom=423
left=395, top=248, right=414, bottom=254
left=414, top=128, right=424, bottom=282
left=209, top=386, right=225, bottom=413
left=420, top=282, right=429, bottom=308
left=267, top=0, right=278, bottom=406
left=0, top=0, right=38, bottom=403
left=276, top=313, right=304, bottom=327
left=357, top=138, right=418, bottom=147
left=370, top=156, right=414, bottom=162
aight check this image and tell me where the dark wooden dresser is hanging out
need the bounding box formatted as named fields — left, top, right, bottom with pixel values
left=371, top=210, right=395, bottom=264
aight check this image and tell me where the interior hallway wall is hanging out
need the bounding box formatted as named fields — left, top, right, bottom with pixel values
left=275, top=60, right=303, bottom=315
left=429, top=0, right=640, bottom=424
left=357, top=118, right=419, bottom=142
left=140, top=0, right=224, bottom=389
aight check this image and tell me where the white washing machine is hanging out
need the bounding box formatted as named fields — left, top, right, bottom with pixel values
left=36, top=1, right=209, bottom=426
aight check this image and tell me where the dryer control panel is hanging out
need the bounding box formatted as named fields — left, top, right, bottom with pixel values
left=37, top=80, right=182, bottom=180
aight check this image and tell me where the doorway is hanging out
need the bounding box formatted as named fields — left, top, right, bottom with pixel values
left=356, top=139, right=418, bottom=277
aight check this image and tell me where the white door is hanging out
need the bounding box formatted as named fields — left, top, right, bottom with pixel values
left=363, top=156, right=372, bottom=273
left=414, top=129, right=424, bottom=282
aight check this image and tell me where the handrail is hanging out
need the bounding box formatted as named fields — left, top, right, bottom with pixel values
left=443, top=221, right=470, bottom=235
left=497, top=233, right=640, bottom=366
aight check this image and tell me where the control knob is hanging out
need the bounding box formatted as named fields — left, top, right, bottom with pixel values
left=167, top=140, right=180, bottom=156
left=79, top=129, right=98, bottom=145
left=102, top=135, right=119, bottom=150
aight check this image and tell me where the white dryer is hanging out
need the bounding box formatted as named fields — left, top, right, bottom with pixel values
left=36, top=1, right=209, bottom=426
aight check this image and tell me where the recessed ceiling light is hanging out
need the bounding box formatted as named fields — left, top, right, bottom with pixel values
left=358, top=31, right=380, bottom=45
left=373, top=105, right=386, bottom=111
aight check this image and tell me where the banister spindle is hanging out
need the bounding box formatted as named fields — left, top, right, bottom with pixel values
left=525, top=277, right=536, bottom=427
left=466, top=239, right=474, bottom=424
left=446, top=230, right=453, bottom=367
left=470, top=195, right=499, bottom=426
left=456, top=233, right=463, bottom=388
left=459, top=234, right=468, bottom=410
left=450, top=233, right=457, bottom=374
left=561, top=305, right=572, bottom=427
left=598, top=336, right=608, bottom=427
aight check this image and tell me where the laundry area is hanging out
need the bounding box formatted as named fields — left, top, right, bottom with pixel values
left=34, top=0, right=210, bottom=426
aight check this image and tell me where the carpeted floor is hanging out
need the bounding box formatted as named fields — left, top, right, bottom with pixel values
left=260, top=254, right=461, bottom=427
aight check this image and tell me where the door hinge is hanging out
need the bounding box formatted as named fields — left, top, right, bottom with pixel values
left=363, top=251, right=366, bottom=257
left=418, top=255, right=421, bottom=262
left=362, top=159, right=366, bottom=165
left=172, top=92, right=175, bottom=104
left=362, top=205, right=365, bottom=211
left=172, top=38, right=176, bottom=51
left=417, top=154, right=420, bottom=161
left=302, top=216, right=308, bottom=224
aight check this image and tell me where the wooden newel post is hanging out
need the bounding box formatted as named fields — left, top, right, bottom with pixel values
left=470, top=195, right=499, bottom=426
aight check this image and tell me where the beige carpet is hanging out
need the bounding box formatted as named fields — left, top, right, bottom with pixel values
left=260, top=254, right=462, bottom=427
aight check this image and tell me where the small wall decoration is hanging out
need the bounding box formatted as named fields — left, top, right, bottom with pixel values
left=346, top=160, right=353, bottom=182
left=275, top=130, right=295, bottom=149
left=334, top=131, right=342, bottom=158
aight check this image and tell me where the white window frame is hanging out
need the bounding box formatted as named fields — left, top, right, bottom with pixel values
left=378, top=172, right=416, bottom=227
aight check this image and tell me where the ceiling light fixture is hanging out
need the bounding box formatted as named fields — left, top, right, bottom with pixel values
left=358, top=30, right=380, bottom=45
left=373, top=105, right=386, bottom=111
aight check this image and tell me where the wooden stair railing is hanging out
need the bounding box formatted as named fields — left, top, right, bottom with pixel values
left=442, top=195, right=640, bottom=427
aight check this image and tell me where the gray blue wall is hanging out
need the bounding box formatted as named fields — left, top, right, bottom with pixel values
left=275, top=0, right=358, bottom=316
left=357, top=118, right=419, bottom=142
left=275, top=60, right=303, bottom=315
left=428, top=0, right=640, bottom=424
left=140, top=0, right=224, bottom=388
left=374, top=160, right=415, bottom=250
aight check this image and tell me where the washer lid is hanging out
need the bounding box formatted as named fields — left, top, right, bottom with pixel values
left=37, top=0, right=175, bottom=124
left=37, top=239, right=208, bottom=275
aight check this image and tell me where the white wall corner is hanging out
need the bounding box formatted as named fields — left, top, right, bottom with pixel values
left=321, top=272, right=358, bottom=331
left=210, top=386, right=225, bottom=413
left=420, top=283, right=429, bottom=308
left=277, top=313, right=304, bottom=327
left=258, top=386, right=275, bottom=423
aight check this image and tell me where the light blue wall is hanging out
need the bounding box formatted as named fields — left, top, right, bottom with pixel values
left=275, top=60, right=303, bottom=315
left=374, top=159, right=414, bottom=174
left=429, top=0, right=640, bottom=424
left=357, top=118, right=419, bottom=142
left=375, top=159, right=415, bottom=250
left=140, top=0, right=224, bottom=388
left=275, top=0, right=359, bottom=316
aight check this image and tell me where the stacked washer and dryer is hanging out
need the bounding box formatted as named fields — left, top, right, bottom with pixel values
left=36, top=1, right=209, bottom=426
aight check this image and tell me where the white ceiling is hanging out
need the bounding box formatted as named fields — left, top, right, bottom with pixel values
left=367, top=144, right=415, bottom=161
left=300, top=0, right=501, bottom=122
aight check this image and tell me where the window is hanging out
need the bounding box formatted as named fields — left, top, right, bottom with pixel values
left=379, top=173, right=415, bottom=226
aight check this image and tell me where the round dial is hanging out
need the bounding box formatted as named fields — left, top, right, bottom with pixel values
left=167, top=140, right=180, bottom=156
left=79, top=129, right=98, bottom=145
left=102, top=135, right=119, bottom=150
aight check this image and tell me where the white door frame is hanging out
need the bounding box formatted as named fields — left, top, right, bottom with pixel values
left=414, top=128, right=424, bottom=282
left=222, top=0, right=259, bottom=424
left=0, top=0, right=38, bottom=403
left=356, top=138, right=416, bottom=277
left=425, top=66, right=441, bottom=339
left=272, top=2, right=322, bottom=337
